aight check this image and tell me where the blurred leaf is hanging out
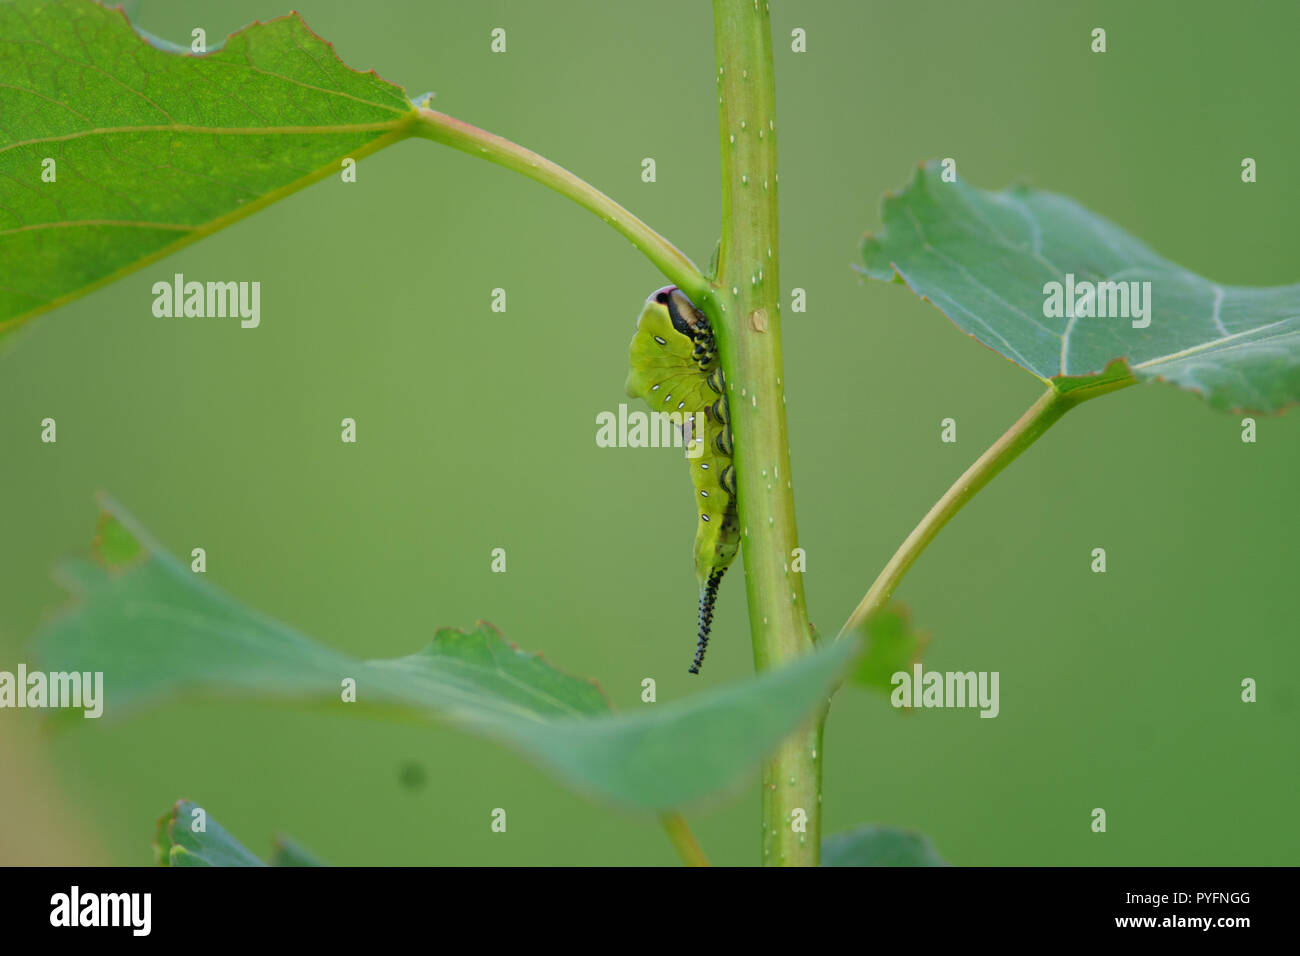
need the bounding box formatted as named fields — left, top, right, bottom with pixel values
left=91, top=510, right=143, bottom=570
left=154, top=799, right=326, bottom=866
left=822, top=824, right=948, bottom=867
left=38, top=497, right=858, bottom=812
left=859, top=161, right=1300, bottom=413
left=0, top=0, right=418, bottom=341
left=154, top=800, right=265, bottom=867
left=848, top=604, right=928, bottom=699
left=270, top=834, right=328, bottom=867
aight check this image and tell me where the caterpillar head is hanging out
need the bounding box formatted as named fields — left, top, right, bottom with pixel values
left=644, top=286, right=711, bottom=339
left=627, top=286, right=718, bottom=399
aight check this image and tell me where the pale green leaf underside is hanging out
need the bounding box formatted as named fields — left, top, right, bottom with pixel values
left=821, top=824, right=949, bottom=867
left=859, top=162, right=1300, bottom=413
left=38, top=498, right=857, bottom=812
left=0, top=0, right=418, bottom=340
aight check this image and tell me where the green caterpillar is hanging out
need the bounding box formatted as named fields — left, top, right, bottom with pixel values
left=626, top=287, right=740, bottom=674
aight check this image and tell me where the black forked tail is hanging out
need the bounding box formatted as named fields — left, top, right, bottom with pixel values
left=689, top=568, right=727, bottom=674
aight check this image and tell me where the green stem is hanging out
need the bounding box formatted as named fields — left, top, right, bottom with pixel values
left=712, top=0, right=819, bottom=866
left=659, top=812, right=710, bottom=866
left=838, top=378, right=1131, bottom=638
left=412, top=109, right=708, bottom=303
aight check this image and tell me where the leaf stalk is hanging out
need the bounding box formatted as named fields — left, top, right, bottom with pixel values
left=838, top=377, right=1131, bottom=639
left=413, top=109, right=708, bottom=302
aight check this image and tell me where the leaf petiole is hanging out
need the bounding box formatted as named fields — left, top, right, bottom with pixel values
left=412, top=109, right=708, bottom=302
left=659, top=812, right=711, bottom=867
left=838, top=375, right=1132, bottom=641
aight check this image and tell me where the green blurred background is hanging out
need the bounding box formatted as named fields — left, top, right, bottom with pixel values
left=2, top=0, right=1297, bottom=866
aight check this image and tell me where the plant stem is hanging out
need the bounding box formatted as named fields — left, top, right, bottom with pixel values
left=838, top=377, right=1131, bottom=638
left=659, top=812, right=710, bottom=866
left=412, top=109, right=708, bottom=303
left=712, top=0, right=819, bottom=866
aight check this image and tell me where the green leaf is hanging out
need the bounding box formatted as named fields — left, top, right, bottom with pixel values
left=154, top=800, right=265, bottom=867
left=822, top=825, right=949, bottom=867
left=848, top=604, right=928, bottom=699
left=860, top=161, right=1300, bottom=413
left=91, top=509, right=143, bottom=570
left=0, top=0, right=418, bottom=341
left=153, top=799, right=326, bottom=866
left=37, top=497, right=858, bottom=812
left=270, top=834, right=329, bottom=867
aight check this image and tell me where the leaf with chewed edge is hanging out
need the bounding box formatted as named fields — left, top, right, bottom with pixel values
left=0, top=0, right=420, bottom=342
left=38, top=497, right=859, bottom=811
left=859, top=162, right=1300, bottom=413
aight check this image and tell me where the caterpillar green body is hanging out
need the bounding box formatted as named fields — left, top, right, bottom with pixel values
left=626, top=286, right=740, bottom=674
